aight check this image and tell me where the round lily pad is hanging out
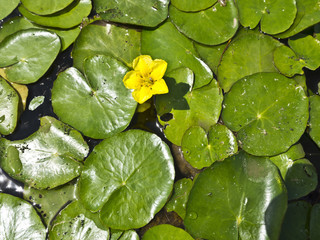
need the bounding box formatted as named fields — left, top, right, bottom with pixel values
left=52, top=55, right=137, bottom=139
left=21, top=0, right=74, bottom=15
left=309, top=95, right=320, bottom=148
left=171, top=0, right=217, bottom=12
left=72, top=22, right=141, bottom=72
left=19, top=0, right=92, bottom=29
left=0, top=193, right=46, bottom=240
left=78, top=130, right=175, bottom=230
left=0, top=116, right=89, bottom=189
left=142, top=224, right=194, bottom=240
left=181, top=124, right=238, bottom=169
left=222, top=72, right=309, bottom=156
left=49, top=201, right=110, bottom=240
left=94, top=0, right=170, bottom=27
left=0, top=76, right=19, bottom=135
left=0, top=29, right=61, bottom=84
left=184, top=151, right=287, bottom=240
left=142, top=21, right=213, bottom=89
left=169, top=1, right=238, bottom=45
left=0, top=0, right=19, bottom=20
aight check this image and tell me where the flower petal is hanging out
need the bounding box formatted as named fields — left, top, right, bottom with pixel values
left=151, top=78, right=169, bottom=95
left=150, top=59, right=167, bottom=81
left=123, top=71, right=143, bottom=90
left=133, top=55, right=153, bottom=77
left=132, top=86, right=153, bottom=104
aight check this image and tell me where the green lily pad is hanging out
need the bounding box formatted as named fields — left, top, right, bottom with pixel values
left=155, top=68, right=223, bottom=146
left=52, top=55, right=137, bottom=139
left=21, top=0, right=74, bottom=15
left=0, top=76, right=19, bottom=135
left=94, top=0, right=169, bottom=27
left=0, top=116, right=88, bottom=189
left=293, top=74, right=307, bottom=93
left=309, top=95, right=320, bottom=148
left=222, top=72, right=309, bottom=156
left=142, top=224, right=194, bottom=240
left=270, top=144, right=318, bottom=200
left=169, top=1, right=238, bottom=45
left=49, top=201, right=110, bottom=240
left=142, top=21, right=213, bottom=89
left=310, top=204, right=320, bottom=240
left=171, top=0, right=217, bottom=12
left=217, top=28, right=282, bottom=92
left=165, top=178, right=193, bottom=219
left=19, top=0, right=92, bottom=29
left=236, top=0, right=297, bottom=34
left=118, top=231, right=139, bottom=240
left=276, top=0, right=320, bottom=38
left=181, top=124, right=238, bottom=169
left=24, top=181, right=78, bottom=226
left=0, top=17, right=81, bottom=51
left=0, top=193, right=46, bottom=240
left=0, top=29, right=61, bottom=84
left=0, top=0, right=19, bottom=20
left=184, top=151, right=287, bottom=240
left=78, top=130, right=175, bottom=230
left=28, top=96, right=45, bottom=111
left=72, top=22, right=141, bottom=72
left=279, top=201, right=311, bottom=240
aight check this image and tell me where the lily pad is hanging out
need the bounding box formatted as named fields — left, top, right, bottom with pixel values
left=28, top=96, right=45, bottom=111
left=0, top=0, right=19, bottom=20
left=10, top=81, right=28, bottom=110
left=309, top=95, right=320, bottom=148
left=155, top=68, right=223, bottom=146
left=19, top=0, right=92, bottom=29
left=49, top=201, right=110, bottom=240
left=0, top=76, right=19, bottom=135
left=169, top=1, right=238, bottom=45
left=236, top=0, right=297, bottom=34
left=0, top=116, right=89, bottom=189
left=184, top=151, right=287, bottom=240
left=217, top=28, right=282, bottom=92
left=142, top=21, right=213, bottom=89
left=52, top=55, right=137, bottom=139
left=21, top=0, right=74, bottom=15
left=0, top=193, right=46, bottom=240
left=165, top=178, right=193, bottom=219
left=181, top=124, right=238, bottom=169
left=0, top=29, right=61, bottom=84
left=118, top=231, right=139, bottom=240
left=171, top=0, right=217, bottom=12
left=72, top=22, right=141, bottom=72
left=142, top=224, right=194, bottom=240
left=222, top=72, right=309, bottom=156
left=94, top=0, right=169, bottom=27
left=276, top=0, right=320, bottom=38
left=310, top=204, right=320, bottom=240
left=78, top=130, right=175, bottom=230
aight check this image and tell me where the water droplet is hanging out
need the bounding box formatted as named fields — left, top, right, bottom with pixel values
left=189, top=212, right=198, bottom=220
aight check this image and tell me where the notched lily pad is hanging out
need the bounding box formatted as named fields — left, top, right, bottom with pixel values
left=309, top=95, right=320, bottom=148
left=21, top=0, right=74, bottom=15
left=142, top=224, right=194, bottom=240
left=0, top=116, right=89, bottom=189
left=222, top=72, right=308, bottom=156
left=79, top=130, right=175, bottom=230
left=52, top=54, right=137, bottom=139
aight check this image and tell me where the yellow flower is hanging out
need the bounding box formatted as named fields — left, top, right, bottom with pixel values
left=123, top=55, right=169, bottom=104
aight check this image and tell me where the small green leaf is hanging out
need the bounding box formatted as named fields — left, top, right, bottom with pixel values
left=28, top=96, right=45, bottom=111
left=21, top=0, right=74, bottom=15
left=142, top=224, right=194, bottom=240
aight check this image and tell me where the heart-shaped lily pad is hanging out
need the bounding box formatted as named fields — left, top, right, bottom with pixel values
left=0, top=77, right=19, bottom=135
left=49, top=201, right=110, bottom=240
left=142, top=21, right=213, bottom=89
left=169, top=1, right=238, bottom=45
left=309, top=95, right=320, bottom=148
left=142, top=224, right=194, bottom=240
left=52, top=55, right=137, bottom=139
left=21, top=0, right=74, bottom=15
left=19, top=0, right=92, bottom=29
left=72, top=22, right=141, bottom=72
left=222, top=72, right=309, bottom=156
left=78, top=130, right=175, bottom=230
left=181, top=124, right=238, bottom=169
left=184, top=151, right=287, bottom=240
left=171, top=0, right=217, bottom=12
left=155, top=68, right=223, bottom=146
left=0, top=116, right=89, bottom=189
left=94, top=0, right=169, bottom=27
left=0, top=29, right=61, bottom=84
left=236, top=0, right=297, bottom=34
left=217, top=28, right=282, bottom=92
left=0, top=0, right=19, bottom=20
left=0, top=193, right=46, bottom=240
